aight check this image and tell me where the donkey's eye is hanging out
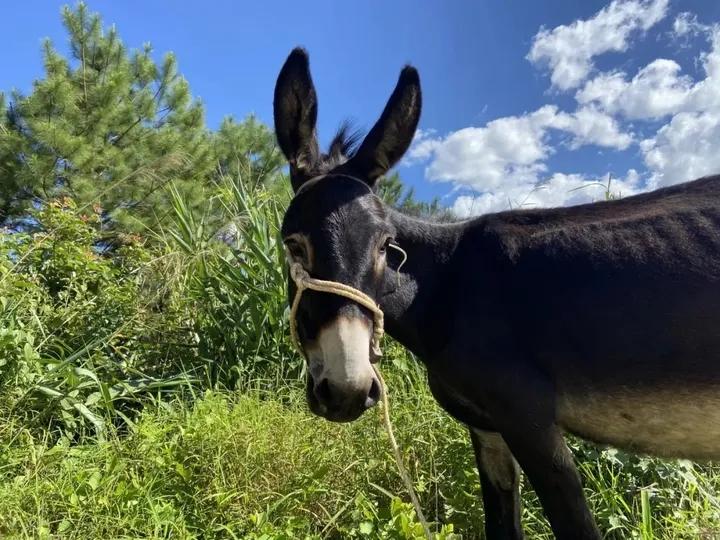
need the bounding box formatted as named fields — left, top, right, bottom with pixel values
left=379, top=237, right=393, bottom=255
left=284, top=239, right=306, bottom=261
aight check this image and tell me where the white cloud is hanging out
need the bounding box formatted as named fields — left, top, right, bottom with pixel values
left=406, top=6, right=720, bottom=216
left=641, top=110, right=720, bottom=186
left=404, top=128, right=440, bottom=164
left=687, top=27, right=720, bottom=112
left=576, top=59, right=694, bottom=119
left=566, top=21, right=720, bottom=186
left=582, top=26, right=720, bottom=185
left=421, top=106, right=553, bottom=190
left=549, top=107, right=633, bottom=149
left=528, top=0, right=669, bottom=90
left=672, top=12, right=709, bottom=39
left=577, top=25, right=720, bottom=120
left=451, top=170, right=643, bottom=217
left=413, top=105, right=630, bottom=193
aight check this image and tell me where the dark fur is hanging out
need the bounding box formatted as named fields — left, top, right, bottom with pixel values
left=273, top=48, right=720, bottom=539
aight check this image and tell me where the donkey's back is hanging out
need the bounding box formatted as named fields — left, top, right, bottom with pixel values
left=484, top=174, right=720, bottom=276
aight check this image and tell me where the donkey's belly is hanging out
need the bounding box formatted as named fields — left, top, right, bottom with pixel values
left=557, top=388, right=720, bottom=460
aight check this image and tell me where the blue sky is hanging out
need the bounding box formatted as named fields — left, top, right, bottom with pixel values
left=3, top=1, right=720, bottom=215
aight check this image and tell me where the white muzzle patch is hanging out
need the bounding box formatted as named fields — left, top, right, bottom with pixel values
left=307, top=316, right=374, bottom=390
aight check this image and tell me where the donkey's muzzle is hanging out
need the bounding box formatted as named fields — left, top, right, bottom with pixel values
left=303, top=315, right=380, bottom=421
left=306, top=372, right=381, bottom=422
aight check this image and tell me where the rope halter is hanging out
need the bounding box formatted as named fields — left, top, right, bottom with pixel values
left=288, top=262, right=384, bottom=359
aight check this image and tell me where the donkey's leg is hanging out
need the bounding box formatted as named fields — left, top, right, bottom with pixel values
left=500, top=422, right=599, bottom=540
left=469, top=429, right=524, bottom=540
left=460, top=360, right=600, bottom=540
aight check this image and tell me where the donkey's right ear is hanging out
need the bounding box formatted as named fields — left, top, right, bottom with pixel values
left=274, top=48, right=320, bottom=192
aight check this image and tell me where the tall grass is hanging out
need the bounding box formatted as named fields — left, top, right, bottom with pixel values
left=185, top=175, right=297, bottom=386
left=3, top=362, right=720, bottom=538
left=0, top=198, right=200, bottom=442
left=0, top=173, right=295, bottom=440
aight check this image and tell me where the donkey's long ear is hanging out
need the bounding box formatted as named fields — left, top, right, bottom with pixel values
left=274, top=48, right=320, bottom=192
left=345, top=66, right=421, bottom=188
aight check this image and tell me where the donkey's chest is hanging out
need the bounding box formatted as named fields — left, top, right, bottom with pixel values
left=427, top=371, right=497, bottom=431
left=557, top=387, right=720, bottom=460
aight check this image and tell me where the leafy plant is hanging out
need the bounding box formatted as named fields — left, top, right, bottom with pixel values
left=0, top=198, right=196, bottom=441
left=161, top=173, right=297, bottom=388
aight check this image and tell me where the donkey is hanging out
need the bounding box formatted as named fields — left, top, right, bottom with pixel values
left=273, top=47, right=720, bottom=539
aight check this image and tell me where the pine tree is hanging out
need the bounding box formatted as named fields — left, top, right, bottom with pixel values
left=214, top=115, right=285, bottom=189
left=0, top=3, right=214, bottom=232
left=0, top=94, right=28, bottom=222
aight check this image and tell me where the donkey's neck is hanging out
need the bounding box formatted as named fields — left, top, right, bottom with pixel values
left=379, top=208, right=463, bottom=359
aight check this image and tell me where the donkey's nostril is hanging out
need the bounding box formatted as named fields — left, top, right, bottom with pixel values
left=314, top=378, right=333, bottom=404
left=365, top=377, right=381, bottom=409
left=313, top=376, right=380, bottom=416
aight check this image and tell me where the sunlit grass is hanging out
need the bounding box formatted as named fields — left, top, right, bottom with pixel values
left=2, top=353, right=720, bottom=539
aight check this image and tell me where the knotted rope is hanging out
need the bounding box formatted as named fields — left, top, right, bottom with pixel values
left=288, top=262, right=384, bottom=359
left=287, top=261, right=433, bottom=540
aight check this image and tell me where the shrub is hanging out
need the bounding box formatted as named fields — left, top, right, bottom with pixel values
left=0, top=198, right=196, bottom=441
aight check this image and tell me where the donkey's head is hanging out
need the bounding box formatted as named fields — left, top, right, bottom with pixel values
left=274, top=48, right=421, bottom=422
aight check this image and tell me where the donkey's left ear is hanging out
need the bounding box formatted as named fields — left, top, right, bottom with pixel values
left=345, top=66, right=421, bottom=188
left=274, top=47, right=320, bottom=192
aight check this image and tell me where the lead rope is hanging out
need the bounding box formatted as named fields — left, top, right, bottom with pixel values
left=287, top=261, right=433, bottom=540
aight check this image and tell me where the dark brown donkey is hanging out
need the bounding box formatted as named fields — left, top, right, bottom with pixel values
left=273, top=47, right=720, bottom=539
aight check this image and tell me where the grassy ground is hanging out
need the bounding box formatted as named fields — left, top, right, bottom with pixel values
left=2, top=357, right=720, bottom=539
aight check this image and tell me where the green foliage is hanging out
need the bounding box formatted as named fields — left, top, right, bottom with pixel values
left=1, top=166, right=719, bottom=539
left=0, top=198, right=197, bottom=441
left=214, top=115, right=285, bottom=187
left=378, top=173, right=454, bottom=221
left=0, top=3, right=213, bottom=231
left=159, top=173, right=297, bottom=388
left=3, top=381, right=720, bottom=539
left=2, top=182, right=720, bottom=537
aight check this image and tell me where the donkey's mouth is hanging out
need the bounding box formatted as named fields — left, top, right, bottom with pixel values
left=305, top=374, right=369, bottom=423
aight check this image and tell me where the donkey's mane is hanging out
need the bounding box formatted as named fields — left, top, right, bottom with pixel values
left=313, top=122, right=363, bottom=175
